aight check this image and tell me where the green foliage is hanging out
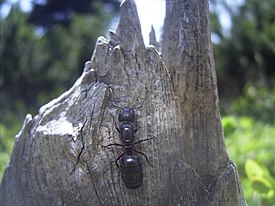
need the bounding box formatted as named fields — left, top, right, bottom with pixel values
left=1, top=2, right=116, bottom=113
left=231, top=86, right=275, bottom=123
left=223, top=116, right=275, bottom=205
left=0, top=102, right=27, bottom=181
left=245, top=159, right=275, bottom=205
left=28, top=0, right=119, bottom=28
left=0, top=121, right=21, bottom=180
left=212, top=0, right=275, bottom=99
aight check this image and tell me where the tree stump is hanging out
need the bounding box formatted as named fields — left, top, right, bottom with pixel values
left=0, top=0, right=246, bottom=205
left=161, top=0, right=247, bottom=205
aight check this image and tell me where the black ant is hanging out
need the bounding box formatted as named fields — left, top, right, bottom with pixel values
left=102, top=88, right=152, bottom=189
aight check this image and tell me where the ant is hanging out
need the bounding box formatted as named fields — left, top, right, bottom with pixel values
left=102, top=88, right=152, bottom=189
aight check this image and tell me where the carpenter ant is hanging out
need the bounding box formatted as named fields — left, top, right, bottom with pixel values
left=103, top=89, right=152, bottom=189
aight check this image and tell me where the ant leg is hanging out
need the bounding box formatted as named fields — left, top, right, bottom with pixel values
left=107, top=110, right=120, bottom=133
left=101, top=143, right=123, bottom=147
left=70, top=119, right=88, bottom=175
left=134, top=137, right=154, bottom=145
left=134, top=150, right=152, bottom=167
left=114, top=120, right=120, bottom=134
left=109, top=87, right=124, bottom=110
left=115, top=152, right=126, bottom=168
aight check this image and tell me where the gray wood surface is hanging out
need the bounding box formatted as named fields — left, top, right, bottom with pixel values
left=161, top=0, right=246, bottom=205
left=0, top=0, right=247, bottom=205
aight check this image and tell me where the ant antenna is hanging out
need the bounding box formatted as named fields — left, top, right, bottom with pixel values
left=131, top=88, right=148, bottom=110
left=109, top=87, right=148, bottom=110
left=113, top=102, right=124, bottom=109
left=109, top=87, right=124, bottom=109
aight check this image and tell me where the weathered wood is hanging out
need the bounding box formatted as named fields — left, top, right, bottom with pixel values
left=0, top=0, right=199, bottom=205
left=161, top=0, right=247, bottom=205
left=149, top=26, right=160, bottom=51
left=0, top=0, right=247, bottom=205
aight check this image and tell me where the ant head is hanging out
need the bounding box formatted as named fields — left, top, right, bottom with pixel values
left=118, top=108, right=136, bottom=122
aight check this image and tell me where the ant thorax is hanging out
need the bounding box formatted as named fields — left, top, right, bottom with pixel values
left=120, top=122, right=135, bottom=146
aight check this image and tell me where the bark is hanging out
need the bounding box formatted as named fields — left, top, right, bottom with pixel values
left=161, top=0, right=247, bottom=205
left=0, top=0, right=247, bottom=205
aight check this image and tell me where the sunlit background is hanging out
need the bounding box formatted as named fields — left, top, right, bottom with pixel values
left=1, top=0, right=243, bottom=43
left=1, top=0, right=275, bottom=205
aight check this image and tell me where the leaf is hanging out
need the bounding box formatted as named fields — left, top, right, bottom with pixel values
left=250, top=176, right=272, bottom=194
left=245, top=159, right=270, bottom=179
left=245, top=159, right=275, bottom=194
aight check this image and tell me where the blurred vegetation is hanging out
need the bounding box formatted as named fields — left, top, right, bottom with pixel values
left=1, top=0, right=275, bottom=205
left=212, top=0, right=275, bottom=204
left=212, top=0, right=275, bottom=100
left=223, top=111, right=275, bottom=205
